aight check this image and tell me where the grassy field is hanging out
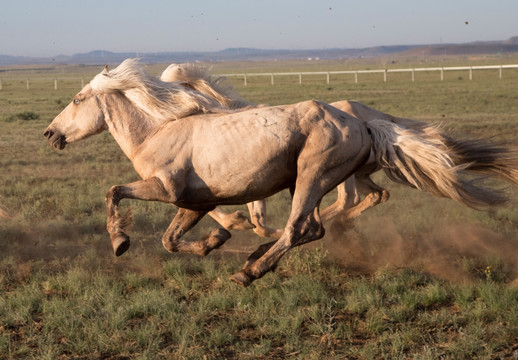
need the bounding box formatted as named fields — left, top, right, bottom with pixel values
left=1, top=56, right=518, bottom=359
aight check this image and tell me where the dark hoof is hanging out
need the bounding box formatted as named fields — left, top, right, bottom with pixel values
left=112, top=234, right=130, bottom=256
left=230, top=270, right=254, bottom=287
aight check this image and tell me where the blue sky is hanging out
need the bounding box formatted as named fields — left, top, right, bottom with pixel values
left=1, top=0, right=517, bottom=57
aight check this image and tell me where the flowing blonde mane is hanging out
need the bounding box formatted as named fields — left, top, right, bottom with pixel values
left=90, top=59, right=228, bottom=124
left=160, top=63, right=251, bottom=110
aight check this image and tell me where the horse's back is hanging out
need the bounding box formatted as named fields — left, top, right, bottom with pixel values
left=331, top=100, right=426, bottom=129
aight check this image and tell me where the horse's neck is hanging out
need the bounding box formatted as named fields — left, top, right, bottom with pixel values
left=101, top=93, right=162, bottom=160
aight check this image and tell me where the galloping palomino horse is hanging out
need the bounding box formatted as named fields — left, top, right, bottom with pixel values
left=160, top=63, right=518, bottom=247
left=44, top=59, right=515, bottom=286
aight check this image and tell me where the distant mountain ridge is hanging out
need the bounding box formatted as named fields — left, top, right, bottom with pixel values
left=1, top=37, right=518, bottom=66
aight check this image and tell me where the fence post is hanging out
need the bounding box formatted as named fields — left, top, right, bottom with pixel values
left=354, top=71, right=358, bottom=84
left=243, top=74, right=247, bottom=86
left=499, top=66, right=502, bottom=79
left=326, top=72, right=330, bottom=85
left=54, top=79, right=58, bottom=90
left=469, top=67, right=473, bottom=80
left=81, top=78, right=84, bottom=88
left=270, top=73, right=274, bottom=86
left=411, top=69, right=415, bottom=82
left=26, top=79, right=30, bottom=90
left=383, top=69, right=387, bottom=83
left=299, top=73, right=302, bottom=85
left=440, top=68, right=444, bottom=81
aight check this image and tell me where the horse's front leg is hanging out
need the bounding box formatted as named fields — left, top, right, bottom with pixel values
left=208, top=207, right=255, bottom=231
left=162, top=208, right=231, bottom=256
left=105, top=177, right=175, bottom=256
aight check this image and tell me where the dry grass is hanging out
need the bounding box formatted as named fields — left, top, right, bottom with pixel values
left=1, top=57, right=518, bottom=358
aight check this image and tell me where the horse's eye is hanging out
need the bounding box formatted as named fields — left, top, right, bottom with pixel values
left=74, top=99, right=80, bottom=105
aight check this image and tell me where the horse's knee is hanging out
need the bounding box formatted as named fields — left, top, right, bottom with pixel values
left=161, top=228, right=183, bottom=253
left=105, top=185, right=122, bottom=205
left=203, top=228, right=231, bottom=254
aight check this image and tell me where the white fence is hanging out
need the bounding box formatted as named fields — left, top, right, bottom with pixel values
left=1, top=64, right=517, bottom=90
left=220, top=64, right=518, bottom=85
left=0, top=77, right=86, bottom=90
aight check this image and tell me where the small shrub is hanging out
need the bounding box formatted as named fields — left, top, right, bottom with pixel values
left=4, top=111, right=40, bottom=122
left=17, top=111, right=40, bottom=120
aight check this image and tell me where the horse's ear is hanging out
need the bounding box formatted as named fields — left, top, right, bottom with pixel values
left=102, top=65, right=109, bottom=76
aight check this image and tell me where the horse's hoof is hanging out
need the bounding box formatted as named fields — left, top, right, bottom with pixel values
left=230, top=270, right=254, bottom=287
left=112, top=234, right=130, bottom=256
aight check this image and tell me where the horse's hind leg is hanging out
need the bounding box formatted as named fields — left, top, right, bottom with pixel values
left=230, top=168, right=329, bottom=286
left=337, top=173, right=389, bottom=222
left=246, top=177, right=360, bottom=242
left=208, top=201, right=284, bottom=239
left=162, top=208, right=231, bottom=256
left=242, top=174, right=388, bottom=268
left=320, top=176, right=360, bottom=223
left=247, top=201, right=284, bottom=238
left=231, top=195, right=325, bottom=286
left=241, top=178, right=359, bottom=244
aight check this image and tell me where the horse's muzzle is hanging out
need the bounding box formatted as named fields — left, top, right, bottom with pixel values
left=43, top=129, right=67, bottom=150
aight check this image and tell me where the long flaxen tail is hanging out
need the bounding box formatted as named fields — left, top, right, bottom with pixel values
left=446, top=137, right=518, bottom=187
left=366, top=119, right=509, bottom=208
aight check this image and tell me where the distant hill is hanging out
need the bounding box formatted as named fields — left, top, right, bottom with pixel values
left=1, top=37, right=517, bottom=66
left=503, top=36, right=518, bottom=45
left=399, top=41, right=518, bottom=57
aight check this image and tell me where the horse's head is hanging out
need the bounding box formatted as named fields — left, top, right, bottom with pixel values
left=44, top=76, right=107, bottom=150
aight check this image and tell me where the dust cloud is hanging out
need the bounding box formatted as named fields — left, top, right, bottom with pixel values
left=319, top=215, right=518, bottom=283
left=2, top=211, right=518, bottom=284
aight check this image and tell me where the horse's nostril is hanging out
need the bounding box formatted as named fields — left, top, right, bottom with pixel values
left=44, top=130, right=53, bottom=139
